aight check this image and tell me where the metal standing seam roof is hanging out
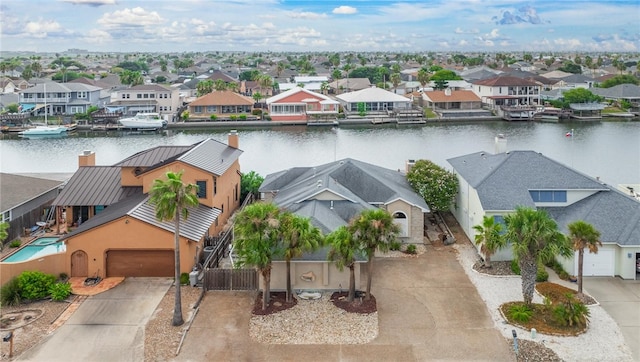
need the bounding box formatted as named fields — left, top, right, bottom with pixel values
left=58, top=193, right=221, bottom=242
left=114, top=146, right=192, bottom=167
left=176, top=138, right=243, bottom=176
left=52, top=166, right=142, bottom=206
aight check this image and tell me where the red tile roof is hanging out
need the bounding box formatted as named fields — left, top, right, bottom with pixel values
left=190, top=90, right=254, bottom=106
left=424, top=90, right=480, bottom=102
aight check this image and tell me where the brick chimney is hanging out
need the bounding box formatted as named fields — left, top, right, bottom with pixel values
left=78, top=150, right=95, bottom=167
left=228, top=130, right=239, bottom=149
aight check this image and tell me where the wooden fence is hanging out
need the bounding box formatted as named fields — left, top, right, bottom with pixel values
left=202, top=268, right=257, bottom=291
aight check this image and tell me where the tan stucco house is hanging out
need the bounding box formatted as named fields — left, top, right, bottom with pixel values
left=187, top=90, right=254, bottom=120
left=51, top=133, right=243, bottom=279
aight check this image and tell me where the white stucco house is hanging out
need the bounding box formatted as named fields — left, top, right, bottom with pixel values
left=448, top=149, right=640, bottom=280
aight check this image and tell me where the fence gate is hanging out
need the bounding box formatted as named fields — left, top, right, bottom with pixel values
left=203, top=268, right=257, bottom=291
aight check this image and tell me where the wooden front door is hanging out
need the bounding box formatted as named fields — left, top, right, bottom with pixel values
left=71, top=250, right=88, bottom=277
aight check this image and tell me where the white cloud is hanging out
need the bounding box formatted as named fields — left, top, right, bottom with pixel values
left=24, top=20, right=64, bottom=38
left=97, top=7, right=164, bottom=28
left=455, top=27, right=479, bottom=34
left=333, top=6, right=357, bottom=15
left=286, top=11, right=327, bottom=20
left=80, top=29, right=112, bottom=44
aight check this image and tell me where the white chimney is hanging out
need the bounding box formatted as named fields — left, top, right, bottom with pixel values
left=444, top=88, right=452, bottom=96
left=495, top=134, right=507, bottom=154
left=406, top=159, right=416, bottom=173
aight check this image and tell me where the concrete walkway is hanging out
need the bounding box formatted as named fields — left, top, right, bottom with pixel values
left=176, top=246, right=515, bottom=361
left=17, top=278, right=172, bottom=362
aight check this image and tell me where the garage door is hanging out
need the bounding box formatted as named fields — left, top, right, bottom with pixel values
left=575, top=249, right=614, bottom=276
left=106, top=250, right=174, bottom=277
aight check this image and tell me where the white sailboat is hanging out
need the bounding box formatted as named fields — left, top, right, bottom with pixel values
left=19, top=84, right=68, bottom=137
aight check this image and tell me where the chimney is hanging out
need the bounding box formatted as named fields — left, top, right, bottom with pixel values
left=228, top=130, right=239, bottom=149
left=78, top=150, right=95, bottom=167
left=406, top=159, right=416, bottom=173
left=494, top=134, right=507, bottom=154
left=444, top=88, right=451, bottom=96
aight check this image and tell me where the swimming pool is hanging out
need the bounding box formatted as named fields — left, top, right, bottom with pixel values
left=2, top=237, right=66, bottom=263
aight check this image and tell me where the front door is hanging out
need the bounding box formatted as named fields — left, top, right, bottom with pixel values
left=71, top=250, right=88, bottom=277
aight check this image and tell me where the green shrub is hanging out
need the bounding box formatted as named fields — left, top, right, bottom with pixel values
left=49, top=282, right=72, bottom=301
left=552, top=293, right=590, bottom=327
left=252, top=109, right=262, bottom=116
left=180, top=273, right=190, bottom=285
left=389, top=241, right=401, bottom=251
left=405, top=244, right=417, bottom=255
left=9, top=239, right=21, bottom=248
left=511, top=259, right=520, bottom=274
left=229, top=115, right=238, bottom=121
left=239, top=114, right=247, bottom=121
left=0, top=277, right=22, bottom=306
left=209, top=114, right=217, bottom=121
left=59, top=273, right=69, bottom=281
left=536, top=267, right=549, bottom=282
left=17, top=271, right=56, bottom=300
left=508, top=304, right=533, bottom=323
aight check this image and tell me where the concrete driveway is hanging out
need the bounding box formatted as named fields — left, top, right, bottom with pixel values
left=176, top=246, right=515, bottom=361
left=17, top=278, right=172, bottom=362
left=584, top=277, right=640, bottom=361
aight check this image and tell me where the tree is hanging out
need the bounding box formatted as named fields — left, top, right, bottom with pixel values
left=252, top=92, right=264, bottom=104
left=120, top=70, right=144, bottom=86
left=559, top=61, right=582, bottom=74
left=213, top=79, right=228, bottom=91
left=349, top=208, right=400, bottom=301
left=6, top=103, right=19, bottom=113
left=568, top=221, right=602, bottom=295
left=149, top=171, right=199, bottom=326
left=504, top=207, right=572, bottom=305
left=473, top=215, right=506, bottom=268
left=320, top=81, right=329, bottom=95
left=523, top=53, right=533, bottom=63
left=196, top=79, right=214, bottom=96
left=276, top=62, right=285, bottom=78
left=562, top=88, right=601, bottom=105
left=600, top=74, right=639, bottom=88
left=233, top=203, right=281, bottom=310
left=544, top=58, right=554, bottom=68
left=430, top=69, right=462, bottom=81
left=327, top=226, right=359, bottom=302
left=0, top=222, right=9, bottom=250
left=406, top=159, right=459, bottom=213
left=390, top=73, right=401, bottom=93
left=417, top=68, right=430, bottom=90
left=331, top=69, right=342, bottom=81
left=279, top=211, right=322, bottom=302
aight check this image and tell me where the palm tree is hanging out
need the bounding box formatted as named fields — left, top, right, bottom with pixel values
left=320, top=81, right=329, bottom=95
left=568, top=221, right=602, bottom=294
left=279, top=211, right=323, bottom=302
left=196, top=79, right=214, bottom=96
left=276, top=62, right=285, bottom=78
left=505, top=207, right=572, bottom=305
left=473, top=215, right=505, bottom=268
left=390, top=73, right=401, bottom=93
left=327, top=226, right=359, bottom=302
left=149, top=171, right=199, bottom=326
left=417, top=68, right=430, bottom=90
left=0, top=222, right=9, bottom=251
left=233, top=202, right=281, bottom=310
left=349, top=208, right=400, bottom=301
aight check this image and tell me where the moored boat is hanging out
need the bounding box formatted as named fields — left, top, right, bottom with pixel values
left=119, top=113, right=166, bottom=129
left=19, top=125, right=68, bottom=137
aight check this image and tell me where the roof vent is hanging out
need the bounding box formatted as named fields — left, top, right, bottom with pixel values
left=317, top=179, right=322, bottom=188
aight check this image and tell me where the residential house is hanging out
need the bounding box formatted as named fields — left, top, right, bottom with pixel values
left=422, top=89, right=482, bottom=111
left=448, top=149, right=640, bottom=280
left=0, top=173, right=66, bottom=244
left=239, top=80, right=273, bottom=98
left=591, top=84, right=640, bottom=109
left=48, top=134, right=242, bottom=279
left=18, top=82, right=103, bottom=116
left=327, top=78, right=371, bottom=94
left=1, top=77, right=30, bottom=94
left=109, top=84, right=182, bottom=122
left=259, top=158, right=430, bottom=290
left=335, top=86, right=413, bottom=113
left=471, top=75, right=541, bottom=109
left=266, top=87, right=339, bottom=123
left=187, top=91, right=254, bottom=120
left=551, top=74, right=595, bottom=89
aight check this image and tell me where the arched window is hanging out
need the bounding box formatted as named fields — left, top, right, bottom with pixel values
left=393, top=211, right=408, bottom=237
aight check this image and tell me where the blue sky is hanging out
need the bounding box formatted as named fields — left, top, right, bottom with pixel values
left=1, top=0, right=638, bottom=53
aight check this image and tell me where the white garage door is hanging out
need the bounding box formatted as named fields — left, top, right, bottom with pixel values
left=575, top=249, right=614, bottom=276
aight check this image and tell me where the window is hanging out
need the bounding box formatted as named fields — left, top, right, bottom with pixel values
left=2, top=210, right=10, bottom=222
left=77, top=91, right=87, bottom=99
left=213, top=177, right=217, bottom=195
left=207, top=106, right=217, bottom=113
left=235, top=183, right=239, bottom=201
left=150, top=94, right=155, bottom=98
left=196, top=180, right=207, bottom=198
left=137, top=94, right=142, bottom=99
left=529, top=190, right=567, bottom=203
left=143, top=94, right=149, bottom=99
left=194, top=106, right=203, bottom=114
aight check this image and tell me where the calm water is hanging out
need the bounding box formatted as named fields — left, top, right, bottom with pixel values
left=1, top=121, right=639, bottom=187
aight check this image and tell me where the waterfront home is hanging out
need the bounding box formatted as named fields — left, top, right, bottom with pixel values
left=109, top=84, right=182, bottom=122
left=259, top=158, right=430, bottom=290
left=448, top=149, right=640, bottom=280
left=591, top=84, right=640, bottom=109
left=335, top=86, right=413, bottom=114
left=421, top=89, right=482, bottom=111
left=266, top=87, right=339, bottom=123
left=48, top=132, right=242, bottom=278
left=471, top=75, right=541, bottom=110
left=18, top=82, right=104, bottom=116
left=187, top=91, right=254, bottom=120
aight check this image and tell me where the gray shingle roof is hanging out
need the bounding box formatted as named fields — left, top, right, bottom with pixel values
left=591, top=84, right=640, bottom=99
left=260, top=158, right=429, bottom=231
left=0, top=173, right=64, bottom=212
left=447, top=151, right=607, bottom=211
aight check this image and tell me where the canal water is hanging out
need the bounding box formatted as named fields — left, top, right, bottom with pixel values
left=1, top=121, right=638, bottom=187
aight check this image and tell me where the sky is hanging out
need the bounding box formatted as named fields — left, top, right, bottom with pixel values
left=1, top=0, right=639, bottom=53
